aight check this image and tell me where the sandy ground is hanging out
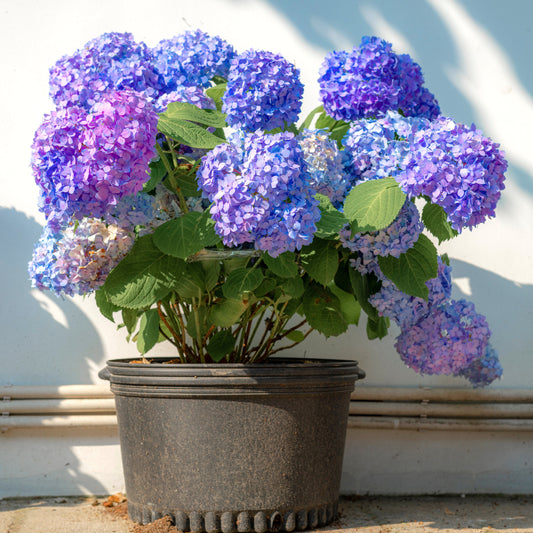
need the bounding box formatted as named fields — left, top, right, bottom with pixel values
left=1, top=494, right=533, bottom=533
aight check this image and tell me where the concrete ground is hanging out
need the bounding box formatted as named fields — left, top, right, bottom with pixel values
left=1, top=495, right=533, bottom=533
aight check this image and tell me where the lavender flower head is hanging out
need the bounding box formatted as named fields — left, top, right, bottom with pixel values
left=151, top=30, right=236, bottom=91
left=396, top=117, right=507, bottom=231
left=298, top=129, right=353, bottom=205
left=223, top=50, right=304, bottom=131
left=32, top=90, right=158, bottom=227
left=459, top=343, right=503, bottom=387
left=28, top=220, right=136, bottom=297
left=395, top=299, right=492, bottom=376
left=340, top=200, right=423, bottom=259
left=153, top=85, right=215, bottom=113
left=49, top=32, right=162, bottom=110
left=318, top=36, right=440, bottom=121
left=197, top=131, right=320, bottom=256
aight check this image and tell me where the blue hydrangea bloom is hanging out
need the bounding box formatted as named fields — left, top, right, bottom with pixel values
left=318, top=36, right=440, bottom=121
left=395, top=299, right=492, bottom=376
left=49, top=32, right=162, bottom=110
left=459, top=343, right=503, bottom=387
left=197, top=131, right=320, bottom=256
left=153, top=86, right=215, bottom=113
left=298, top=129, right=354, bottom=206
left=151, top=30, right=236, bottom=91
left=223, top=50, right=304, bottom=131
left=32, top=91, right=158, bottom=228
left=28, top=220, right=136, bottom=297
left=397, top=117, right=507, bottom=231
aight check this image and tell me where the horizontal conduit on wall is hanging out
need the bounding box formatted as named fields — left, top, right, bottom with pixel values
left=2, top=385, right=533, bottom=432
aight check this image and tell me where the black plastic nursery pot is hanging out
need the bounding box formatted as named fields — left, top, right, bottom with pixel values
left=99, top=357, right=365, bottom=532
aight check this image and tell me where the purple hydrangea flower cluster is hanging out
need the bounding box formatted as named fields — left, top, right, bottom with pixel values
left=340, top=200, right=423, bottom=258
left=49, top=32, right=162, bottom=110
left=197, top=131, right=320, bottom=256
left=28, top=220, right=136, bottom=297
left=397, top=117, right=507, bottom=231
left=318, top=36, right=440, bottom=121
left=222, top=50, right=304, bottom=131
left=298, top=129, right=353, bottom=205
left=151, top=30, right=236, bottom=91
left=369, top=257, right=452, bottom=329
left=32, top=91, right=158, bottom=228
left=394, top=299, right=492, bottom=376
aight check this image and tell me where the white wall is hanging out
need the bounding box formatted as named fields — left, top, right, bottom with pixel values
left=1, top=0, right=532, bottom=496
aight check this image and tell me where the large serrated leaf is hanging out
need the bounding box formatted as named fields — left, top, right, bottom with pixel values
left=160, top=101, right=227, bottom=128
left=329, top=283, right=361, bottom=325
left=94, top=289, right=120, bottom=321
left=378, top=233, right=438, bottom=300
left=222, top=268, right=264, bottom=299
left=205, top=83, right=227, bottom=112
left=263, top=251, right=299, bottom=278
left=343, top=177, right=406, bottom=233
left=102, top=235, right=186, bottom=309
left=300, top=240, right=339, bottom=286
left=207, top=330, right=236, bottom=362
left=153, top=211, right=220, bottom=259
left=158, top=118, right=226, bottom=149
left=137, top=309, right=160, bottom=354
left=314, top=194, right=348, bottom=238
left=422, top=201, right=459, bottom=243
left=209, top=299, right=248, bottom=328
left=143, top=158, right=167, bottom=193
left=302, top=283, right=347, bottom=337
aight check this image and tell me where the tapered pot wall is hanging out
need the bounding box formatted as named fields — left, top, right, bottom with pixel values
left=100, top=358, right=364, bottom=532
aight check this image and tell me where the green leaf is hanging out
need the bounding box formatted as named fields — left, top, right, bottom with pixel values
left=122, top=308, right=139, bottom=335
left=378, top=233, right=438, bottom=300
left=315, top=112, right=337, bottom=130
left=160, top=101, right=227, bottom=128
left=329, top=284, right=361, bottom=325
left=186, top=306, right=210, bottom=340
left=209, top=299, right=248, bottom=328
left=343, top=177, right=406, bottom=233
left=366, top=316, right=389, bottom=340
left=263, top=251, right=299, bottom=278
left=298, top=105, right=324, bottom=132
left=102, top=235, right=186, bottom=309
left=94, top=289, right=120, bottom=322
left=302, top=283, right=347, bottom=337
left=422, top=202, right=459, bottom=243
left=174, top=166, right=202, bottom=197
left=173, top=263, right=204, bottom=299
left=158, top=117, right=226, bottom=149
left=314, top=194, right=348, bottom=238
left=254, top=277, right=277, bottom=298
left=137, top=309, right=160, bottom=354
left=222, top=268, right=264, bottom=299
left=143, top=158, right=167, bottom=193
left=300, top=240, right=339, bottom=286
left=201, top=260, right=221, bottom=293
left=152, top=211, right=220, bottom=259
left=348, top=268, right=379, bottom=320
left=285, top=330, right=305, bottom=343
left=205, top=83, right=227, bottom=112
left=280, top=277, right=304, bottom=299
left=207, top=330, right=236, bottom=362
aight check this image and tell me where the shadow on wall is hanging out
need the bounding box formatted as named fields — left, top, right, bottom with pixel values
left=0, top=207, right=104, bottom=385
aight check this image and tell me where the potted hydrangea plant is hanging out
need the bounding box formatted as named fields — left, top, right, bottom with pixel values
left=29, top=31, right=506, bottom=531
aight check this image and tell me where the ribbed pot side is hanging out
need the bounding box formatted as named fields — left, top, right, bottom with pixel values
left=100, top=357, right=365, bottom=532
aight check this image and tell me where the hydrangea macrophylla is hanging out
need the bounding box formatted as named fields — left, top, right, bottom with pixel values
left=298, top=129, right=353, bottom=205
left=197, top=131, right=320, bottom=256
left=151, top=30, right=236, bottom=91
left=318, top=36, right=440, bottom=121
left=153, top=86, right=216, bottom=113
left=369, top=257, right=452, bottom=329
left=395, top=299, right=492, bottom=376
left=340, top=200, right=424, bottom=258
left=396, top=117, right=507, bottom=231
left=32, top=90, right=158, bottom=227
left=222, top=50, right=304, bottom=131
left=28, top=220, right=136, bottom=297
left=49, top=32, right=162, bottom=110
left=460, top=344, right=503, bottom=388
